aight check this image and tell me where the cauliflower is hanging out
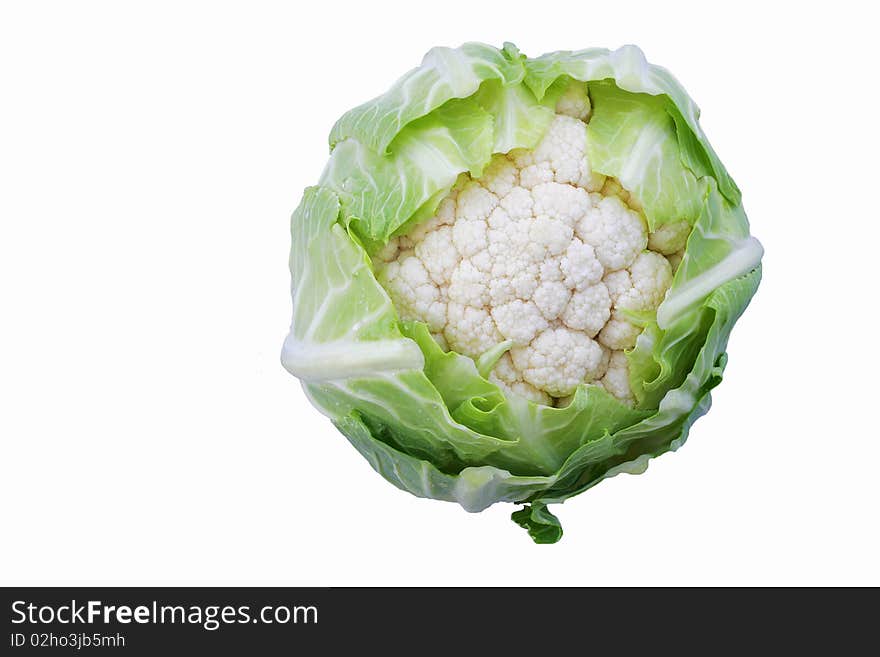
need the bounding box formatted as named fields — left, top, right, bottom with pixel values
left=284, top=42, right=764, bottom=542
left=374, top=110, right=678, bottom=403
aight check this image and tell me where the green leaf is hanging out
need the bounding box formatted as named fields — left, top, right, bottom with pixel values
left=473, top=79, right=555, bottom=154
left=512, top=502, right=563, bottom=544
left=626, top=180, right=763, bottom=407
left=539, top=266, right=762, bottom=504
left=402, top=321, right=650, bottom=475
left=320, top=96, right=495, bottom=246
left=586, top=81, right=704, bottom=230
left=280, top=186, right=423, bottom=381
left=657, top=180, right=763, bottom=328
left=329, top=42, right=525, bottom=155
left=522, top=44, right=740, bottom=206
left=334, top=412, right=556, bottom=513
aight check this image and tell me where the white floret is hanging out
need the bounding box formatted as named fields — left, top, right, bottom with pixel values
left=539, top=256, right=564, bottom=283
left=487, top=250, right=530, bottom=305
left=532, top=182, right=591, bottom=226
left=603, top=269, right=632, bottom=304
left=456, top=181, right=498, bottom=222
left=559, top=239, right=603, bottom=289
left=448, top=259, right=489, bottom=307
left=444, top=302, right=501, bottom=356
left=561, top=282, right=611, bottom=336
left=575, top=195, right=648, bottom=271
left=452, top=219, right=487, bottom=257
left=489, top=353, right=552, bottom=405
left=528, top=217, right=573, bottom=256
left=491, top=352, right=520, bottom=384
left=554, top=81, right=592, bottom=121
left=479, top=156, right=518, bottom=197
left=491, top=299, right=547, bottom=346
left=402, top=210, right=454, bottom=247
left=598, top=251, right=673, bottom=350
left=596, top=316, right=643, bottom=351
left=499, top=188, right=534, bottom=220
left=510, top=327, right=609, bottom=397
left=601, top=351, right=634, bottom=405
left=378, top=256, right=446, bottom=332
left=511, top=264, right=541, bottom=299
left=435, top=194, right=458, bottom=223
left=533, top=281, right=571, bottom=321
left=621, top=251, right=674, bottom=312
left=415, top=226, right=458, bottom=285
left=511, top=115, right=605, bottom=191
left=507, top=380, right=553, bottom=405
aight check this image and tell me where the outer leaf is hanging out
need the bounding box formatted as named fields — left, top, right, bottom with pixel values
left=522, top=44, right=740, bottom=206
left=537, top=266, right=761, bottom=506
left=320, top=96, right=495, bottom=247
left=305, top=372, right=518, bottom=474
left=403, top=321, right=650, bottom=476
left=473, top=79, right=556, bottom=154
left=280, top=190, right=525, bottom=472
left=321, top=43, right=568, bottom=250
left=627, top=181, right=763, bottom=407
left=334, top=412, right=555, bottom=513
left=585, top=81, right=703, bottom=229
left=657, top=180, right=763, bottom=328
left=329, top=42, right=525, bottom=154
left=280, top=186, right=423, bottom=381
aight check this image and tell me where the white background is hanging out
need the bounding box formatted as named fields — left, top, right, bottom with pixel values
left=2, top=0, right=877, bottom=586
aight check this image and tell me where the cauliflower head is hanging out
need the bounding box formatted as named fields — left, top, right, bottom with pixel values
left=375, top=103, right=676, bottom=405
